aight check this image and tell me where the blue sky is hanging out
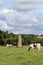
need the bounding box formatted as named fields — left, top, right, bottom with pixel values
left=0, top=0, right=43, bottom=34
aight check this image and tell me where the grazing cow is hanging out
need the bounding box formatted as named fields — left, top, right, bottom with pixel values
left=28, top=44, right=34, bottom=52
left=6, top=44, right=9, bottom=47
left=35, top=43, right=41, bottom=51
left=28, top=43, right=41, bottom=52
left=9, top=44, right=12, bottom=47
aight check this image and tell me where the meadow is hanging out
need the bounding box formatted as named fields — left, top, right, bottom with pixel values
left=0, top=46, right=43, bottom=65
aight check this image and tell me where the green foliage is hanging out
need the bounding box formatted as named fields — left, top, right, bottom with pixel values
left=22, top=34, right=37, bottom=45
left=6, top=37, right=18, bottom=45
left=0, top=30, right=43, bottom=46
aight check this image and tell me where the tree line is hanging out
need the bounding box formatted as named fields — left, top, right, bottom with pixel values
left=0, top=30, right=43, bottom=46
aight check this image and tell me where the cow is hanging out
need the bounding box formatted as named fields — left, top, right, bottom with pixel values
left=35, top=43, right=41, bottom=51
left=28, top=44, right=34, bottom=52
left=28, top=43, right=41, bottom=52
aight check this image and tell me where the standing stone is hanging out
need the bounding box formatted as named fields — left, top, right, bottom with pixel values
left=17, top=34, right=22, bottom=48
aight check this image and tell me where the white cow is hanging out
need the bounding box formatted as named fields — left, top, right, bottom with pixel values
left=35, top=43, right=41, bottom=51
left=28, top=43, right=41, bottom=52
left=9, top=44, right=12, bottom=47
left=28, top=44, right=34, bottom=52
left=6, top=44, right=9, bottom=47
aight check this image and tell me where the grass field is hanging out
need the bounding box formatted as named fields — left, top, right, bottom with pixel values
left=0, top=46, right=43, bottom=65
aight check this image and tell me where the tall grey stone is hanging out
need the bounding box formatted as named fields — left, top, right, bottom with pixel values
left=17, top=34, right=22, bottom=48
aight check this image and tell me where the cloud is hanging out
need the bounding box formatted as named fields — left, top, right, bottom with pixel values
left=12, top=0, right=43, bottom=4
left=0, top=0, right=4, bottom=7
left=0, top=20, right=7, bottom=29
left=12, top=4, right=33, bottom=11
left=0, top=3, right=43, bottom=34
left=0, top=9, right=13, bottom=14
left=12, top=0, right=43, bottom=11
left=0, top=8, right=43, bottom=28
left=0, top=20, right=14, bottom=32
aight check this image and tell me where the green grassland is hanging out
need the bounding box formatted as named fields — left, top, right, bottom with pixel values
left=0, top=46, right=43, bottom=65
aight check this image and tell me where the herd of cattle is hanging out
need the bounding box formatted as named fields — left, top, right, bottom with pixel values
left=6, top=43, right=41, bottom=52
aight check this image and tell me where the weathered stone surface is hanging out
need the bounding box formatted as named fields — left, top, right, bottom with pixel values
left=17, top=34, right=22, bottom=48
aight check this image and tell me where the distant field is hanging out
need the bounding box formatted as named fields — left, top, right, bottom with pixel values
left=0, top=46, right=43, bottom=65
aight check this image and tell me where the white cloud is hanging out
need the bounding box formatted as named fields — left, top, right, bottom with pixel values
left=13, top=4, right=33, bottom=11
left=0, top=20, right=8, bottom=30
left=0, top=8, right=42, bottom=28
left=0, top=3, right=43, bottom=34
left=0, top=8, right=43, bottom=28
left=32, top=17, right=39, bottom=22
left=0, top=9, right=13, bottom=14
left=12, top=0, right=43, bottom=3
left=0, top=0, right=4, bottom=7
left=18, top=13, right=29, bottom=21
left=0, top=20, right=14, bottom=31
left=12, top=0, right=43, bottom=11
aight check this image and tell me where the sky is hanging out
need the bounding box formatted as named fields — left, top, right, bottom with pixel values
left=0, top=0, right=43, bottom=34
